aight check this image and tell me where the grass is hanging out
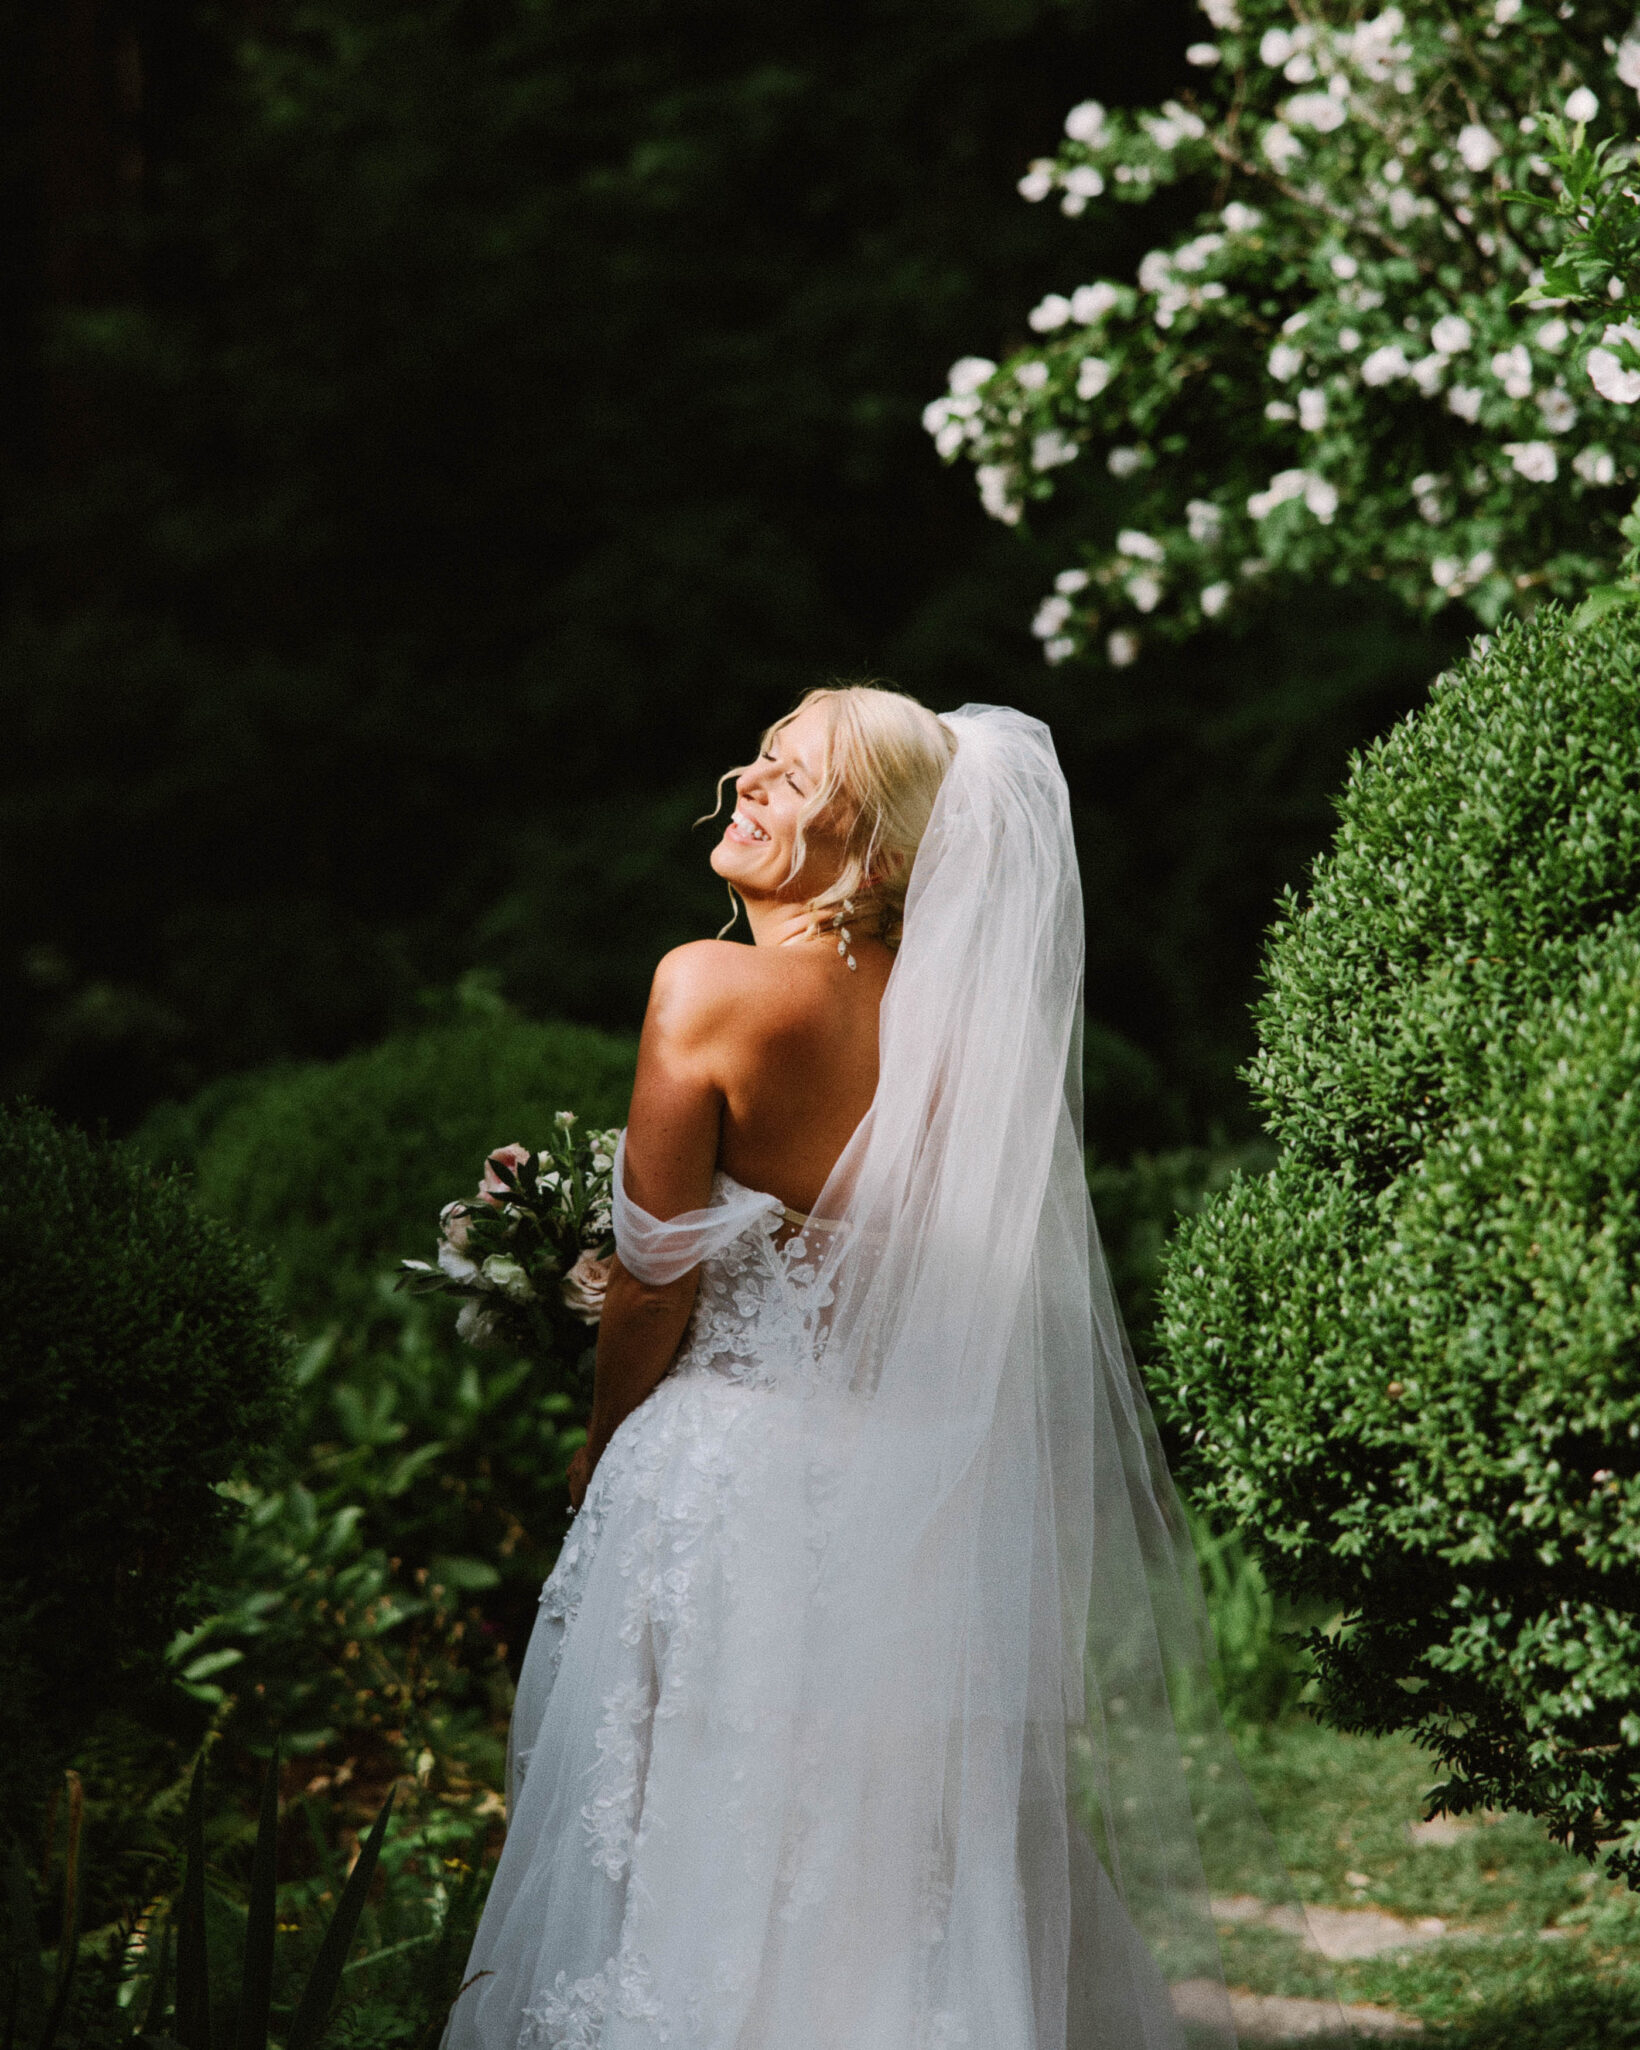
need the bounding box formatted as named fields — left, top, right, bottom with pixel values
left=1222, top=1715, right=1640, bottom=2043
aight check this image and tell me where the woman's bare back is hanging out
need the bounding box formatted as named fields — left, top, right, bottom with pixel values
left=621, top=935, right=893, bottom=1222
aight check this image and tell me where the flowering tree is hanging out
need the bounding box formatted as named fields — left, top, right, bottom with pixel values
left=924, top=0, right=1640, bottom=666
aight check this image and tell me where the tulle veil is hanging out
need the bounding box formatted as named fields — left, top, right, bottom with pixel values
left=605, top=704, right=1342, bottom=2048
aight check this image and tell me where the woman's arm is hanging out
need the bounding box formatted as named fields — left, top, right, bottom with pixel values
left=567, top=944, right=737, bottom=1509
left=569, top=1258, right=701, bottom=1504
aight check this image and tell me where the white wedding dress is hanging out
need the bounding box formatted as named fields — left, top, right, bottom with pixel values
left=459, top=1174, right=967, bottom=2050
left=447, top=708, right=1330, bottom=2050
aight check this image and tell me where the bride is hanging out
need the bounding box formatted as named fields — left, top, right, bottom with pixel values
left=447, top=689, right=1264, bottom=2050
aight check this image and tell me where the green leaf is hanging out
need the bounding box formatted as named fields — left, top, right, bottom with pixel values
left=174, top=1758, right=211, bottom=2050
left=1570, top=582, right=1640, bottom=631
left=234, top=1745, right=279, bottom=2050
left=284, top=1789, right=396, bottom=2050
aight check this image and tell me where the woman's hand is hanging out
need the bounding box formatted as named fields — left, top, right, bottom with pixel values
left=567, top=1443, right=593, bottom=1511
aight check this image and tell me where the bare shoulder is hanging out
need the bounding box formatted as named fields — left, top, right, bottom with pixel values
left=646, top=940, right=818, bottom=1055
left=651, top=938, right=764, bottom=1014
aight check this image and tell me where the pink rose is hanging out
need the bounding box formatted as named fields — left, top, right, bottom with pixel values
left=561, top=1249, right=613, bottom=1326
left=478, top=1142, right=532, bottom=1203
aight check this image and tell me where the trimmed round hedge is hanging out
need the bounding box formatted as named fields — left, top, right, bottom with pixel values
left=0, top=1101, right=289, bottom=1809
left=143, top=1013, right=636, bottom=1327
left=1159, top=608, right=1640, bottom=1880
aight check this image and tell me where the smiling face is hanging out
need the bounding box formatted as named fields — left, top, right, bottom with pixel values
left=709, top=702, right=849, bottom=908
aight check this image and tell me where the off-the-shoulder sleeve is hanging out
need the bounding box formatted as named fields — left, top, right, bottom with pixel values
left=612, top=1129, right=782, bottom=1285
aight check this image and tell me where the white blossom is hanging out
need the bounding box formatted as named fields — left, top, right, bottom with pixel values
left=1032, top=428, right=1079, bottom=470
left=1503, top=439, right=1558, bottom=481
left=1447, top=384, right=1484, bottom=421
left=1298, top=387, right=1329, bottom=431
left=1588, top=322, right=1640, bottom=402
left=1222, top=202, right=1264, bottom=233
left=1173, top=232, right=1225, bottom=273
left=1117, top=528, right=1166, bottom=561
left=1044, top=635, right=1075, bottom=664
left=1337, top=327, right=1361, bottom=351
left=1077, top=357, right=1114, bottom=400
left=1071, top=282, right=1120, bottom=324
left=1573, top=445, right=1618, bottom=483
left=977, top=464, right=1022, bottom=524
left=1430, top=555, right=1462, bottom=590
left=1565, top=86, right=1600, bottom=124
left=1029, top=294, right=1073, bottom=332
left=1536, top=318, right=1569, bottom=352
left=1107, top=629, right=1141, bottom=666
left=1247, top=468, right=1337, bottom=522
left=1431, top=314, right=1472, bottom=356
left=1064, top=100, right=1109, bottom=146
left=1015, top=359, right=1050, bottom=391
left=1537, top=385, right=1577, bottom=433
left=1330, top=253, right=1359, bottom=280
left=1361, top=343, right=1410, bottom=385
left=1138, top=251, right=1174, bottom=294
left=1268, top=341, right=1305, bottom=381
left=1200, top=580, right=1232, bottom=616
left=1018, top=161, right=1055, bottom=203
left=1199, top=0, right=1239, bottom=26
left=1262, top=122, right=1304, bottom=170
left=1060, top=165, right=1105, bottom=208
left=1107, top=447, right=1144, bottom=477
left=1033, top=595, right=1073, bottom=638
left=1490, top=344, right=1533, bottom=399
left=1287, top=92, right=1348, bottom=133
left=1266, top=399, right=1296, bottom=421
left=1408, top=354, right=1447, bottom=396
left=1494, top=0, right=1521, bottom=19
left=1055, top=567, right=1091, bottom=593
left=1126, top=571, right=1164, bottom=611
left=1186, top=43, right=1221, bottom=66
left=1618, top=35, right=1640, bottom=92
left=1260, top=27, right=1295, bottom=65
left=1142, top=101, right=1207, bottom=150
left=1457, top=125, right=1502, bottom=173
left=948, top=356, right=996, bottom=396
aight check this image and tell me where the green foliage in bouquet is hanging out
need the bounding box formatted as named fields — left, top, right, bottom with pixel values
left=396, top=1116, right=619, bottom=1367
left=0, top=1101, right=289, bottom=1815
left=1157, top=606, right=1640, bottom=1881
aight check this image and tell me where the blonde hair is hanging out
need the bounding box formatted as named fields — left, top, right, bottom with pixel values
left=713, top=683, right=957, bottom=949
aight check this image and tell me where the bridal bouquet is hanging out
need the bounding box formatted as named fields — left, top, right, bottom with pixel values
left=398, top=1113, right=619, bottom=1353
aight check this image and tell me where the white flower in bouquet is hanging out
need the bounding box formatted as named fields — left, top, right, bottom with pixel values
left=456, top=1298, right=503, bottom=1349
left=562, top=1249, right=614, bottom=1325
left=481, top=1254, right=536, bottom=1302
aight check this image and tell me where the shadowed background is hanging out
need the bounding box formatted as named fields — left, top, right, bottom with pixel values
left=0, top=0, right=1456, bottom=1151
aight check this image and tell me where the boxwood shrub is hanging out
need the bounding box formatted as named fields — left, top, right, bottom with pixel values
left=0, top=1101, right=289, bottom=1811
left=1158, top=608, right=1640, bottom=1881
left=143, top=1011, right=636, bottom=1326
left=138, top=1012, right=638, bottom=1667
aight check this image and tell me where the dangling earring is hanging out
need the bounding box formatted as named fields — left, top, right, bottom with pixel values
left=834, top=896, right=857, bottom=972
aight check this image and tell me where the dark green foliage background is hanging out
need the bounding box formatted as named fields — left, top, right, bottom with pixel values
left=0, top=0, right=1451, bottom=1152
left=1158, top=609, right=1640, bottom=1880
left=0, top=1101, right=290, bottom=1814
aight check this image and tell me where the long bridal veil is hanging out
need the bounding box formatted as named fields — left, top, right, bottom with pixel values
left=604, top=706, right=1337, bottom=2048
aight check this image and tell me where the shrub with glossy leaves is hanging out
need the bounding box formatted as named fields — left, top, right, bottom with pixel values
left=1158, top=606, right=1640, bottom=1881
left=0, top=1102, right=289, bottom=1811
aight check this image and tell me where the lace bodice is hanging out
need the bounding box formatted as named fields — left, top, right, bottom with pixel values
left=665, top=1171, right=834, bottom=1389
